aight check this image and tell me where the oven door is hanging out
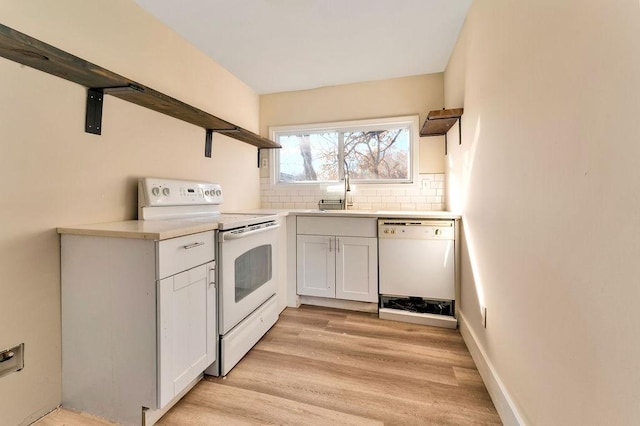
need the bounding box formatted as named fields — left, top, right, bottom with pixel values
left=218, top=222, right=279, bottom=335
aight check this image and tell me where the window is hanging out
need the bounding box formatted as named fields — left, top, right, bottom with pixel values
left=272, top=116, right=417, bottom=184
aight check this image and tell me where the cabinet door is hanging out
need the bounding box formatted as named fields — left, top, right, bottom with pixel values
left=158, top=262, right=215, bottom=408
left=335, top=237, right=378, bottom=302
left=296, top=235, right=335, bottom=298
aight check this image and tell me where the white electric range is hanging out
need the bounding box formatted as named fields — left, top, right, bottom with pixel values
left=138, top=177, right=281, bottom=376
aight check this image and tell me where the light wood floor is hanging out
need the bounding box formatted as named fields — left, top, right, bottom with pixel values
left=36, top=306, right=501, bottom=425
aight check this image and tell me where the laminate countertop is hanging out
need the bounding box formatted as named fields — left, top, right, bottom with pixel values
left=57, top=219, right=219, bottom=240
left=57, top=209, right=460, bottom=240
left=250, top=209, right=461, bottom=220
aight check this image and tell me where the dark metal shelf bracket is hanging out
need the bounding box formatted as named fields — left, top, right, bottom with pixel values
left=205, top=129, right=213, bottom=158
left=85, top=85, right=144, bottom=136
left=205, top=127, right=240, bottom=158
left=85, top=89, right=104, bottom=135
left=443, top=118, right=462, bottom=156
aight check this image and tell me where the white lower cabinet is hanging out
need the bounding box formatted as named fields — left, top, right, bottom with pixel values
left=297, top=235, right=335, bottom=298
left=335, top=236, right=378, bottom=302
left=60, top=231, right=216, bottom=426
left=296, top=217, right=378, bottom=303
left=158, top=262, right=216, bottom=408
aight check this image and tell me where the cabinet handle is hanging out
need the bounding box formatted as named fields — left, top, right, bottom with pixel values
left=183, top=242, right=205, bottom=250
left=209, top=268, right=216, bottom=287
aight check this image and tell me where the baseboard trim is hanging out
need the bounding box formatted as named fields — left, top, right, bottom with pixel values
left=458, top=310, right=526, bottom=426
left=299, top=296, right=378, bottom=313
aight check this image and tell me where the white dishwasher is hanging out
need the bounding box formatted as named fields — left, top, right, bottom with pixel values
left=378, top=219, right=457, bottom=328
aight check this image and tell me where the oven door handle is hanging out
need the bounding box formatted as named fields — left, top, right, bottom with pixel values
left=221, top=223, right=280, bottom=242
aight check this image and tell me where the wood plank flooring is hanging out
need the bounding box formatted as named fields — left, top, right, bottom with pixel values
left=35, top=306, right=501, bottom=425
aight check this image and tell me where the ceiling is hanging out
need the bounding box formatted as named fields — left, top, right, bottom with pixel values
left=133, top=0, right=472, bottom=95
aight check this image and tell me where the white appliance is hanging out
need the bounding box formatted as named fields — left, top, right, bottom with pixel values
left=378, top=219, right=457, bottom=328
left=138, top=177, right=280, bottom=376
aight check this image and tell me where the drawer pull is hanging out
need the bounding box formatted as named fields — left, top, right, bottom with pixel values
left=183, top=242, right=205, bottom=250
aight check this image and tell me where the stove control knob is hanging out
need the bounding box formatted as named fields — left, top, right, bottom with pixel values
left=151, top=187, right=160, bottom=196
left=215, top=190, right=222, bottom=197
left=435, top=229, right=441, bottom=236
left=162, top=187, right=170, bottom=196
left=204, top=190, right=210, bottom=196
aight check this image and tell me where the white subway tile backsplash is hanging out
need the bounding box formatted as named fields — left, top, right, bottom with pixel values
left=359, top=188, right=378, bottom=197
left=260, top=174, right=446, bottom=211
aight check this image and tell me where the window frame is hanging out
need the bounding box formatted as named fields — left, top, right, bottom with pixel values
left=269, top=115, right=419, bottom=186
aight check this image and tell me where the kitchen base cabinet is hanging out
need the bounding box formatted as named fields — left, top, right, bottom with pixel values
left=296, top=235, right=335, bottom=298
left=336, top=237, right=377, bottom=302
left=158, top=263, right=216, bottom=408
left=296, top=217, right=378, bottom=303
left=60, top=231, right=216, bottom=426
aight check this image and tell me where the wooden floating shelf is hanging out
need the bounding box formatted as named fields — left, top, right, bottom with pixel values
left=0, top=23, right=280, bottom=151
left=420, top=108, right=463, bottom=137
left=420, top=108, right=463, bottom=155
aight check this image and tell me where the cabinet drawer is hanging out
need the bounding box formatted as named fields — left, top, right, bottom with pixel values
left=297, top=217, right=377, bottom=237
left=157, top=231, right=215, bottom=279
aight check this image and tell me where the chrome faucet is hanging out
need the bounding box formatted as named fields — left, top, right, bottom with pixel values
left=343, top=175, right=352, bottom=210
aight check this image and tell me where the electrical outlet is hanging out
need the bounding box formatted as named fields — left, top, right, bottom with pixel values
left=481, top=306, right=487, bottom=328
left=261, top=157, right=268, bottom=168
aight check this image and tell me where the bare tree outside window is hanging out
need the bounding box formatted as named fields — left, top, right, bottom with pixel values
left=275, top=119, right=413, bottom=184
left=343, top=129, right=409, bottom=180
left=278, top=132, right=338, bottom=182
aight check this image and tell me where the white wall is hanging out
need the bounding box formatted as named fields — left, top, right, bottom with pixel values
left=0, top=1, right=261, bottom=424
left=445, top=0, right=640, bottom=424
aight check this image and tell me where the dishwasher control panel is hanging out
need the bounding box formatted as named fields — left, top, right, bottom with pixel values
left=378, top=219, right=454, bottom=240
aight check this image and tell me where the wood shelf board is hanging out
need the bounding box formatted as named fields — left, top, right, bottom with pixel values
left=108, top=86, right=236, bottom=132
left=0, top=23, right=280, bottom=150
left=420, top=108, right=463, bottom=137
left=231, top=128, right=281, bottom=149
left=0, top=24, right=131, bottom=89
